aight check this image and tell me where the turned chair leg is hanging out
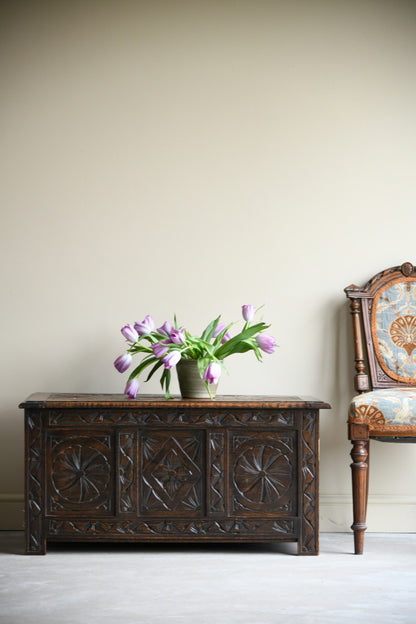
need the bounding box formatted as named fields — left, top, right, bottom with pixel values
left=350, top=439, right=369, bottom=554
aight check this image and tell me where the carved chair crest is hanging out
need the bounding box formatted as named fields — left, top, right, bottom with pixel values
left=345, top=262, right=416, bottom=392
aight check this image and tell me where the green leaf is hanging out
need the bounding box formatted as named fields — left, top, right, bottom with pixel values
left=214, top=322, right=269, bottom=360
left=145, top=359, right=164, bottom=382
left=250, top=341, right=264, bottom=362
left=129, top=343, right=153, bottom=355
left=201, top=315, right=221, bottom=342
left=202, top=343, right=215, bottom=357
left=212, top=322, right=234, bottom=347
left=165, top=369, right=172, bottom=398
left=160, top=369, right=172, bottom=399
left=206, top=380, right=215, bottom=400
left=227, top=341, right=255, bottom=355
left=127, top=356, right=158, bottom=382
left=197, top=357, right=211, bottom=379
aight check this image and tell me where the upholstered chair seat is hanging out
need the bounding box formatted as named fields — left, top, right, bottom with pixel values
left=349, top=389, right=416, bottom=432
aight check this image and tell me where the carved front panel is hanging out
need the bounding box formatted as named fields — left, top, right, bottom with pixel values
left=140, top=431, right=204, bottom=516
left=230, top=431, right=297, bottom=516
left=46, top=433, right=113, bottom=515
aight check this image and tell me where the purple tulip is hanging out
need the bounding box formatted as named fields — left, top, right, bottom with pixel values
left=256, top=334, right=276, bottom=354
left=242, top=305, right=255, bottom=322
left=157, top=321, right=172, bottom=336
left=169, top=329, right=185, bottom=344
left=152, top=342, right=169, bottom=358
left=121, top=324, right=138, bottom=343
left=134, top=315, right=155, bottom=336
left=213, top=322, right=226, bottom=337
left=213, top=322, right=231, bottom=344
left=162, top=351, right=181, bottom=370
left=125, top=378, right=139, bottom=399
left=203, top=362, right=222, bottom=385
left=222, top=331, right=231, bottom=344
left=114, top=353, right=132, bottom=373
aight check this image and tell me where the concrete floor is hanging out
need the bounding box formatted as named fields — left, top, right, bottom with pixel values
left=0, top=532, right=415, bottom=624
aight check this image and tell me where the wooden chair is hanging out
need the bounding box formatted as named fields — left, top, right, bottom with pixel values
left=345, top=262, right=416, bottom=554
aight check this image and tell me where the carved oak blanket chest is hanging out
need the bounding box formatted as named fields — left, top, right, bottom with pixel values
left=20, top=394, right=330, bottom=555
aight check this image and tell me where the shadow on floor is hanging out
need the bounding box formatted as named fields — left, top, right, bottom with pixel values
left=0, top=531, right=299, bottom=556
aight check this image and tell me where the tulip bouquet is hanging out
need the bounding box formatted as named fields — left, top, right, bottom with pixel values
left=114, top=305, right=277, bottom=399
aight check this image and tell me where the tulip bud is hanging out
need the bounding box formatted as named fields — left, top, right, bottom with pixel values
left=114, top=353, right=132, bottom=373
left=152, top=342, right=169, bottom=358
left=125, top=378, right=139, bottom=399
left=169, top=329, right=185, bottom=344
left=213, top=322, right=226, bottom=338
left=134, top=315, right=155, bottom=336
left=213, top=322, right=231, bottom=344
left=162, top=351, right=182, bottom=370
left=121, top=324, right=138, bottom=343
left=242, top=305, right=255, bottom=322
left=256, top=334, right=277, bottom=354
left=203, top=361, right=222, bottom=385
left=157, top=321, right=172, bottom=336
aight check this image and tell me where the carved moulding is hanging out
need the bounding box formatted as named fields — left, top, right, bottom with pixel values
left=207, top=432, right=226, bottom=515
left=48, top=517, right=296, bottom=538
left=25, top=411, right=44, bottom=554
left=118, top=431, right=136, bottom=514
left=300, top=412, right=318, bottom=554
left=48, top=409, right=295, bottom=427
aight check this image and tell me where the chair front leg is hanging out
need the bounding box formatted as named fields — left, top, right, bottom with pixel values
left=365, top=440, right=370, bottom=517
left=350, top=438, right=369, bottom=554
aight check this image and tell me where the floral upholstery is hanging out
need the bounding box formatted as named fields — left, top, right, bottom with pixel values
left=349, top=388, right=416, bottom=433
left=373, top=278, right=416, bottom=383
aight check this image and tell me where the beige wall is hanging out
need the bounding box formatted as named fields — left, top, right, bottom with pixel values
left=1, top=0, right=416, bottom=531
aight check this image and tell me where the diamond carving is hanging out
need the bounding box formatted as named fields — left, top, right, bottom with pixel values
left=141, top=433, right=203, bottom=515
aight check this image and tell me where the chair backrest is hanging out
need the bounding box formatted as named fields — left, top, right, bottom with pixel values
left=345, top=262, right=416, bottom=393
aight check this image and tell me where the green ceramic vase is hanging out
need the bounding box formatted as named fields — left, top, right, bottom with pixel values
left=176, top=359, right=218, bottom=399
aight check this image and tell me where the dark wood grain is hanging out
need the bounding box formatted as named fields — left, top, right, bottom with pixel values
left=21, top=394, right=330, bottom=555
left=20, top=394, right=330, bottom=410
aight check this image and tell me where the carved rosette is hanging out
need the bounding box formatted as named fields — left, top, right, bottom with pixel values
left=231, top=433, right=296, bottom=514
left=48, top=435, right=112, bottom=513
left=300, top=412, right=318, bottom=554
left=25, top=411, right=44, bottom=554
